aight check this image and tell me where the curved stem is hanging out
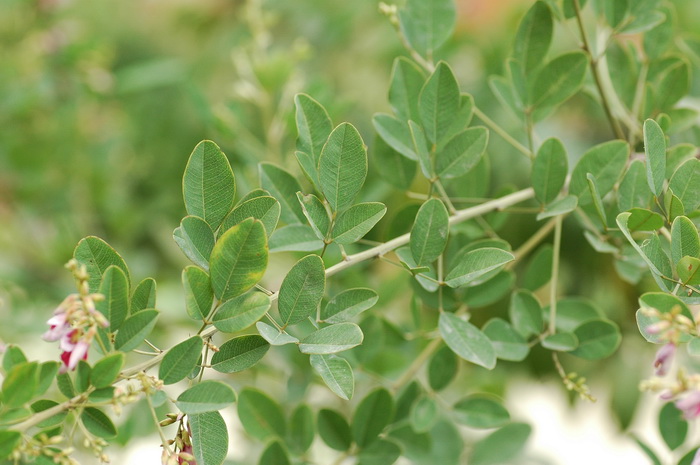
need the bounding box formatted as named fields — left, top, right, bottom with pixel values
left=473, top=107, right=532, bottom=158
left=548, top=216, right=563, bottom=334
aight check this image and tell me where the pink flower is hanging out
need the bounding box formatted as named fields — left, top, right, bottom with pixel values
left=57, top=330, right=89, bottom=373
left=42, top=312, right=70, bottom=342
left=653, top=343, right=676, bottom=376
left=675, top=391, right=700, bottom=419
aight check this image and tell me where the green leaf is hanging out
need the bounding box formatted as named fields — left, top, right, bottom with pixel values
left=318, top=409, right=352, bottom=451
left=211, top=335, right=269, bottom=373
left=279, top=254, right=325, bottom=327
left=56, top=372, right=75, bottom=399
left=332, top=202, right=387, bottom=245
left=31, top=399, right=66, bottom=428
left=396, top=246, right=439, bottom=292
left=357, top=439, right=402, bottom=465
left=131, top=277, right=156, bottom=313
left=419, top=62, right=461, bottom=146
left=259, top=162, right=306, bottom=224
left=617, top=212, right=665, bottom=279
left=36, top=361, right=60, bottom=397
left=91, top=353, right=124, bottom=389
left=541, top=332, right=578, bottom=351
left=310, top=354, right=354, bottom=400
left=372, top=113, right=417, bottom=160
left=626, top=208, right=664, bottom=232
left=633, top=435, right=662, bottom=465
left=410, top=396, right=438, bottom=434
left=288, top=404, right=315, bottom=454
left=509, top=290, right=543, bottom=337
left=353, top=388, right=394, bottom=448
left=190, top=411, right=228, bottom=465
left=489, top=75, right=521, bottom=117
left=470, top=423, right=531, bottom=465
left=74, top=236, right=130, bottom=293
left=532, top=138, right=568, bottom=205
left=297, top=192, right=331, bottom=240
left=521, top=244, right=553, bottom=291
left=408, top=120, right=434, bottom=179
left=536, top=194, right=578, bottom=220
left=238, top=388, right=286, bottom=440
left=159, top=336, right=203, bottom=385
left=210, top=218, right=268, bottom=302
left=659, top=402, right=687, bottom=450
left=220, top=196, right=281, bottom=239
left=75, top=360, right=91, bottom=393
left=295, top=150, right=320, bottom=189
left=587, top=173, right=608, bottom=229
left=0, top=431, right=21, bottom=459
left=665, top=188, right=684, bottom=222
left=321, top=288, right=379, bottom=324
left=298, top=323, right=364, bottom=354
left=444, top=247, right=514, bottom=288
left=295, top=93, right=332, bottom=161
left=464, top=270, right=515, bottom=307
left=389, top=57, right=427, bottom=121
left=2, top=362, right=38, bottom=407
left=256, top=322, right=299, bottom=346
left=95, top=265, right=129, bottom=331
left=513, top=1, right=553, bottom=73
left=671, top=216, right=700, bottom=264
left=678, top=256, right=700, bottom=285
left=644, top=119, right=666, bottom=196
left=398, top=0, right=456, bottom=58
left=530, top=52, right=588, bottom=120
left=453, top=396, right=510, bottom=429
left=176, top=380, right=236, bottom=414
left=182, top=140, right=235, bottom=230
left=410, top=198, right=449, bottom=266
left=114, top=309, right=159, bottom=352
left=669, top=159, right=700, bottom=213
left=655, top=58, right=690, bottom=111
left=318, top=123, right=368, bottom=212
left=212, top=292, right=271, bottom=333
left=259, top=441, right=291, bottom=465
left=619, top=160, right=652, bottom=211
left=570, top=140, right=629, bottom=205
left=2, top=345, right=26, bottom=373
left=173, top=216, right=215, bottom=270
left=372, top=134, right=417, bottom=190
left=81, top=407, right=117, bottom=439
left=269, top=224, right=324, bottom=252
left=569, top=319, right=621, bottom=360
left=600, top=0, right=629, bottom=28
left=182, top=266, right=213, bottom=321
left=428, top=345, right=458, bottom=391
left=435, top=127, right=488, bottom=179
left=439, top=312, right=496, bottom=369
left=678, top=448, right=699, bottom=465
left=482, top=318, right=529, bottom=361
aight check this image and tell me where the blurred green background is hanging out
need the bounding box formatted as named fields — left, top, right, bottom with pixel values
left=3, top=0, right=700, bottom=458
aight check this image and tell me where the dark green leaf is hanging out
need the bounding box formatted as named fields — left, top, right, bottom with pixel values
left=114, top=309, right=159, bottom=352
left=332, top=202, right=387, bottom=245
left=268, top=224, right=324, bottom=252
left=513, top=1, right=553, bottom=73
left=91, top=353, right=124, bottom=389
left=298, top=323, right=363, bottom=354
left=389, top=57, right=427, bottom=121
left=659, top=402, right=687, bottom=450
left=73, top=236, right=130, bottom=294
left=176, top=380, right=236, bottom=414
left=357, top=439, right=401, bottom=465
left=279, top=254, right=325, bottom=327
left=159, top=336, right=203, bottom=385
left=295, top=93, right=332, bottom=162
left=626, top=208, right=664, bottom=232
left=410, top=199, right=448, bottom=266
left=678, top=256, right=700, bottom=285
left=259, top=162, right=306, bottom=224
left=532, top=138, right=568, bottom=205
left=182, top=140, right=235, bottom=230
left=173, top=216, right=215, bottom=270
left=0, top=431, right=20, bottom=459
left=212, top=292, right=271, bottom=333
left=644, top=119, right=666, bottom=196
left=453, top=396, right=510, bottom=429
left=470, top=423, right=531, bottom=465
left=288, top=404, right=315, bottom=454
left=410, top=397, right=438, bottom=434
left=435, top=127, right=488, bottom=179
left=669, top=159, right=700, bottom=214
left=259, top=440, right=290, bottom=465
left=353, top=388, right=394, bottom=448
left=210, top=218, right=268, bottom=302
left=81, top=407, right=117, bottom=439
left=619, top=160, right=652, bottom=212
left=2, top=362, right=39, bottom=407
left=2, top=346, right=26, bottom=373
left=318, top=123, right=368, bottom=212
left=182, top=266, right=213, bottom=321
left=419, top=62, right=461, bottom=146
left=570, top=320, right=621, bottom=360
left=482, top=318, right=529, bottom=361
left=318, top=409, right=352, bottom=451
left=671, top=216, right=700, bottom=264
left=190, top=411, right=228, bottom=465
left=257, top=322, right=299, bottom=346
left=536, top=194, right=578, bottom=220
left=530, top=52, right=587, bottom=120
left=238, top=388, right=286, bottom=440
left=95, top=265, right=129, bottom=331
left=372, top=134, right=417, bottom=190
left=444, top=247, right=514, bottom=288
left=372, top=113, right=417, bottom=160
left=587, top=173, right=608, bottom=229
left=398, top=0, right=456, bottom=58
left=220, top=196, right=281, bottom=239
left=297, top=192, right=331, bottom=240
left=211, top=335, right=269, bottom=373
left=570, top=140, right=629, bottom=205
left=541, top=332, right=578, bottom=351
left=131, top=277, right=156, bottom=313
left=509, top=290, right=543, bottom=337
left=321, top=288, right=378, bottom=324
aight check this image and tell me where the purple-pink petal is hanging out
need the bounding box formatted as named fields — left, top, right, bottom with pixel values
left=675, top=391, right=700, bottom=419
left=654, top=343, right=676, bottom=376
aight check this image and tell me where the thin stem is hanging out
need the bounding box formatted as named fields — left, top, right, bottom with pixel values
left=255, top=284, right=274, bottom=296
left=548, top=216, right=563, bottom=334
left=133, top=349, right=161, bottom=356
left=144, top=339, right=162, bottom=353
left=391, top=337, right=443, bottom=392
left=434, top=180, right=457, bottom=214
left=572, top=0, right=625, bottom=140
left=473, top=107, right=532, bottom=158
left=505, top=217, right=558, bottom=270
left=147, top=394, right=172, bottom=455
left=119, top=188, right=536, bottom=378
left=525, top=111, right=535, bottom=154
left=14, top=392, right=89, bottom=432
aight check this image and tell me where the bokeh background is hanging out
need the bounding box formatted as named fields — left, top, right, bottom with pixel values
left=3, top=0, right=700, bottom=463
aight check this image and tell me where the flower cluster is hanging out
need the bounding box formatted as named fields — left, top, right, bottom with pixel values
left=640, top=303, right=700, bottom=425
left=42, top=260, right=108, bottom=372
left=160, top=415, right=196, bottom=465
